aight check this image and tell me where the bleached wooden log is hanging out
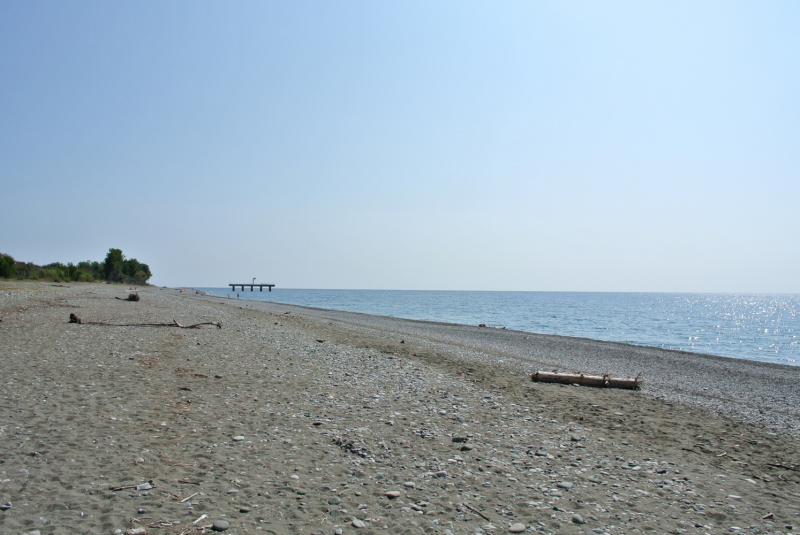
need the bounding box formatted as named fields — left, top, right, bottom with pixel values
left=531, top=371, right=641, bottom=390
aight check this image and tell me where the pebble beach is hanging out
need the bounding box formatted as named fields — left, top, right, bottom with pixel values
left=1, top=281, right=799, bottom=535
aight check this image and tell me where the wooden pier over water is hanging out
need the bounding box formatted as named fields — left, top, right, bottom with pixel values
left=230, top=283, right=275, bottom=292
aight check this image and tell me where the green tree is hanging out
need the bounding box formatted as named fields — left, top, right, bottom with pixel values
left=0, top=254, right=15, bottom=278
left=104, top=248, right=125, bottom=282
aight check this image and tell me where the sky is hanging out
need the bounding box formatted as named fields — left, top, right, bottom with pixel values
left=1, top=1, right=798, bottom=292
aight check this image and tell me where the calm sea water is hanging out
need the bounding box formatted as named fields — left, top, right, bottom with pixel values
left=198, top=288, right=799, bottom=366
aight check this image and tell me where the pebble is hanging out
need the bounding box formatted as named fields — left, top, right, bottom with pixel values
left=434, top=470, right=447, bottom=478
left=239, top=506, right=250, bottom=513
left=403, top=481, right=416, bottom=488
left=444, top=530, right=455, bottom=535
left=352, top=518, right=366, bottom=528
left=232, top=436, right=245, bottom=441
left=227, top=489, right=239, bottom=494
left=328, top=497, right=341, bottom=505
left=212, top=519, right=230, bottom=531
left=556, top=481, right=573, bottom=489
left=509, top=523, right=527, bottom=533
left=290, top=474, right=300, bottom=479
left=727, top=494, right=742, bottom=500
left=572, top=513, right=585, bottom=524
left=385, top=491, right=401, bottom=499
left=0, top=502, right=11, bottom=510
left=138, top=508, right=147, bottom=514
left=334, top=529, right=343, bottom=535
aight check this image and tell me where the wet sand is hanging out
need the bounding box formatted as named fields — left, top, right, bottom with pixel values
left=1, top=282, right=799, bottom=535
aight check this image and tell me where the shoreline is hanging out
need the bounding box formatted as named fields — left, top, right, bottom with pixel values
left=1, top=281, right=799, bottom=535
left=197, top=293, right=800, bottom=438
left=194, top=288, right=799, bottom=369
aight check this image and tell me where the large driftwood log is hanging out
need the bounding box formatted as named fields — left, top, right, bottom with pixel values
left=531, top=371, right=641, bottom=390
left=69, top=313, right=221, bottom=329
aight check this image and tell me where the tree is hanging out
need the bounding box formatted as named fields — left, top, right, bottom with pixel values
left=0, top=254, right=15, bottom=278
left=104, top=248, right=125, bottom=282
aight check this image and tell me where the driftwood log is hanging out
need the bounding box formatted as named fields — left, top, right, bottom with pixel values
left=115, top=293, right=140, bottom=301
left=531, top=371, right=641, bottom=390
left=69, top=313, right=221, bottom=329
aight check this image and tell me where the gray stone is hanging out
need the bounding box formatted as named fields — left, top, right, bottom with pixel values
left=434, top=470, right=447, bottom=478
left=0, top=502, right=11, bottom=510
left=212, top=519, right=230, bottom=531
left=509, top=523, right=527, bottom=533
left=352, top=518, right=366, bottom=528
left=403, top=481, right=416, bottom=488
left=227, top=489, right=239, bottom=494
left=328, top=497, right=340, bottom=505
left=385, top=491, right=401, bottom=499
left=557, top=481, right=573, bottom=489
left=239, top=506, right=250, bottom=513
left=572, top=513, right=585, bottom=524
left=138, top=508, right=147, bottom=514
left=334, top=529, right=343, bottom=535
left=232, top=436, right=245, bottom=441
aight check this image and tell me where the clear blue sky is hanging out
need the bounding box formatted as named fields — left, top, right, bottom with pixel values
left=2, top=1, right=798, bottom=292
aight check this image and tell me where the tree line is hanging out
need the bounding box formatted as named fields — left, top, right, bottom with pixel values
left=0, top=248, right=152, bottom=284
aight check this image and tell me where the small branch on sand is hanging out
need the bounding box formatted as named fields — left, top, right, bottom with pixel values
left=463, top=502, right=491, bottom=521
left=531, top=370, right=642, bottom=390
left=70, top=313, right=221, bottom=329
left=110, top=480, right=155, bottom=491
left=767, top=463, right=800, bottom=472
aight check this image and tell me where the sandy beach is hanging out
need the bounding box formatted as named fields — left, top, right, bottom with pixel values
left=1, top=281, right=799, bottom=535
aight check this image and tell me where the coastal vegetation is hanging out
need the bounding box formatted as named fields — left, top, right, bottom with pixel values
left=0, top=248, right=152, bottom=284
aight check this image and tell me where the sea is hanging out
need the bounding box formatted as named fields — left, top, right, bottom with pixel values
left=198, top=288, right=799, bottom=367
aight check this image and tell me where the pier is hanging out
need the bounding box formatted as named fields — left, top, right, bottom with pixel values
left=230, top=283, right=275, bottom=292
